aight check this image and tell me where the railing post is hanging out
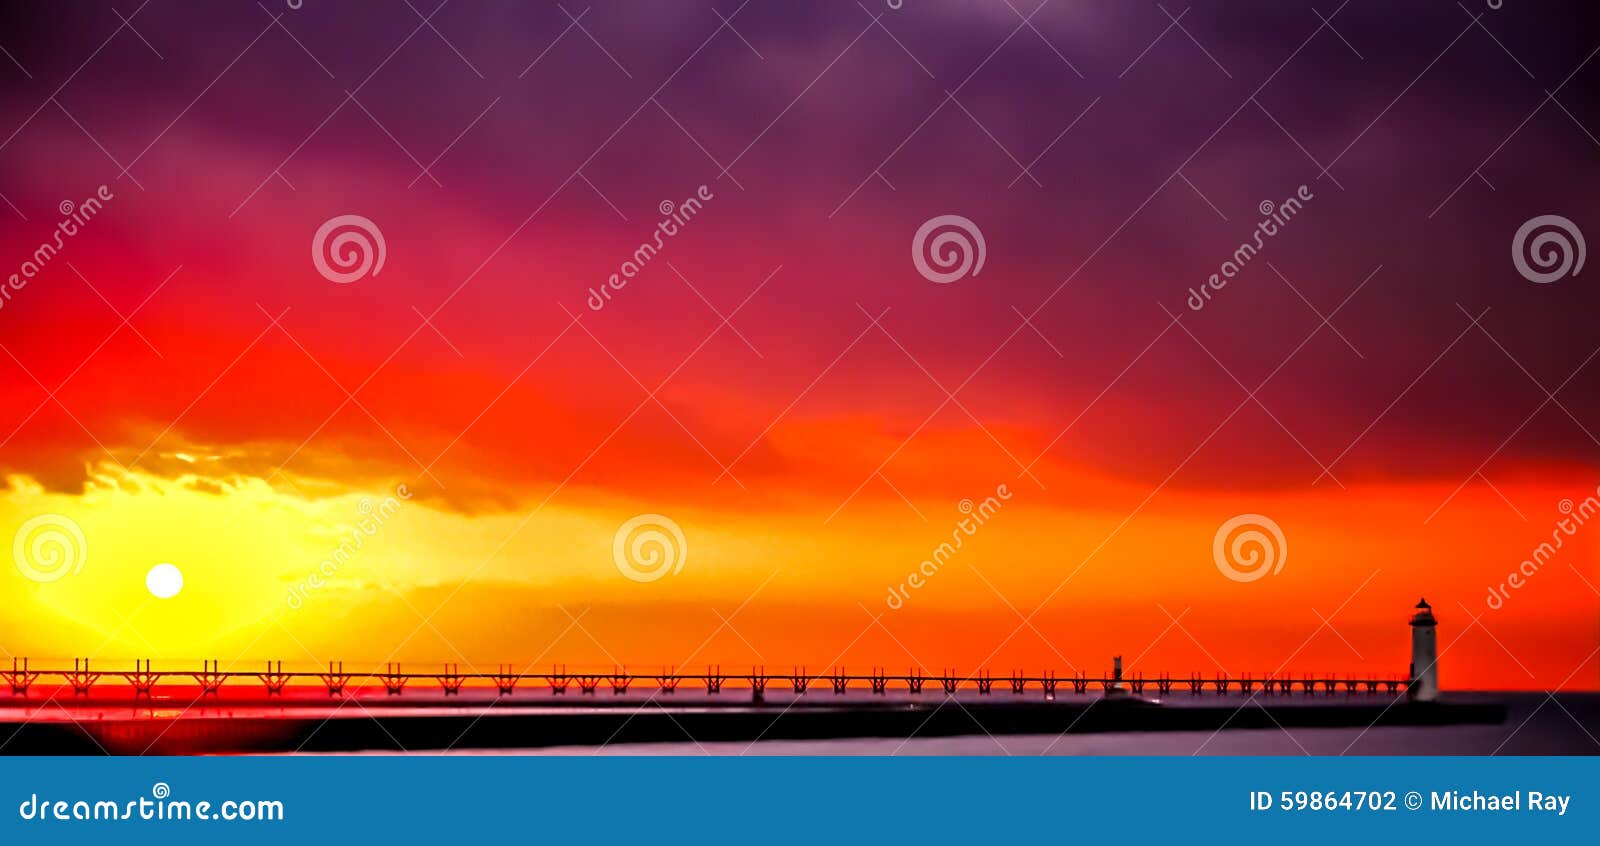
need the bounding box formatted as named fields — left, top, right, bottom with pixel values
left=382, top=662, right=408, bottom=695
left=3, top=658, right=38, bottom=696
left=192, top=660, right=225, bottom=697
left=656, top=666, right=679, bottom=694
left=437, top=663, right=464, bottom=695
left=123, top=659, right=160, bottom=697
left=319, top=661, right=349, bottom=697
left=258, top=661, right=290, bottom=696
left=493, top=664, right=519, bottom=695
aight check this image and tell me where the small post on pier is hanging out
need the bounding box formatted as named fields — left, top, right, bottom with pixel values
left=193, top=660, right=225, bottom=697
left=259, top=661, right=290, bottom=696
left=493, top=664, right=519, bottom=695
left=656, top=666, right=679, bottom=694
left=382, top=663, right=408, bottom=695
left=610, top=666, right=631, bottom=695
left=975, top=670, right=994, bottom=694
left=750, top=666, right=767, bottom=703
left=830, top=666, right=849, bottom=695
left=68, top=658, right=99, bottom=696
left=123, top=659, right=160, bottom=698
left=319, top=661, right=349, bottom=697
left=3, top=658, right=38, bottom=696
left=437, top=663, right=464, bottom=695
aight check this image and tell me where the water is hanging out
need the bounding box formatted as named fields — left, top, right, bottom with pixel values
left=282, top=692, right=1600, bottom=756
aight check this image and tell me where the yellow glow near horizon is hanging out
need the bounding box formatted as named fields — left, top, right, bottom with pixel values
left=1, top=465, right=1595, bottom=690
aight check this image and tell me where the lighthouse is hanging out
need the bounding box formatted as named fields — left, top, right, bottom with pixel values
left=1408, top=598, right=1439, bottom=702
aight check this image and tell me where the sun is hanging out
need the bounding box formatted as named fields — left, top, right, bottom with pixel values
left=145, top=562, right=184, bottom=599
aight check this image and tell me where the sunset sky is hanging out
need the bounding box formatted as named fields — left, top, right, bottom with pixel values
left=1, top=1, right=1598, bottom=690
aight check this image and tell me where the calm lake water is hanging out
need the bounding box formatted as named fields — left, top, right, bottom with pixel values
left=328, top=692, right=1600, bottom=756
left=7, top=690, right=1594, bottom=755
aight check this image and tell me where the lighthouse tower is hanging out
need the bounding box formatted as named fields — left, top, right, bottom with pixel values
left=1408, top=598, right=1439, bottom=702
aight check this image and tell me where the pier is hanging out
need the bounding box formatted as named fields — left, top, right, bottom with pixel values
left=0, top=657, right=1413, bottom=700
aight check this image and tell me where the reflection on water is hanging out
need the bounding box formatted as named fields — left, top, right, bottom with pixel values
left=3, top=692, right=1593, bottom=756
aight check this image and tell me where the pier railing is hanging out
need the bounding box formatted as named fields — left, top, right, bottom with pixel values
left=0, top=658, right=1413, bottom=699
